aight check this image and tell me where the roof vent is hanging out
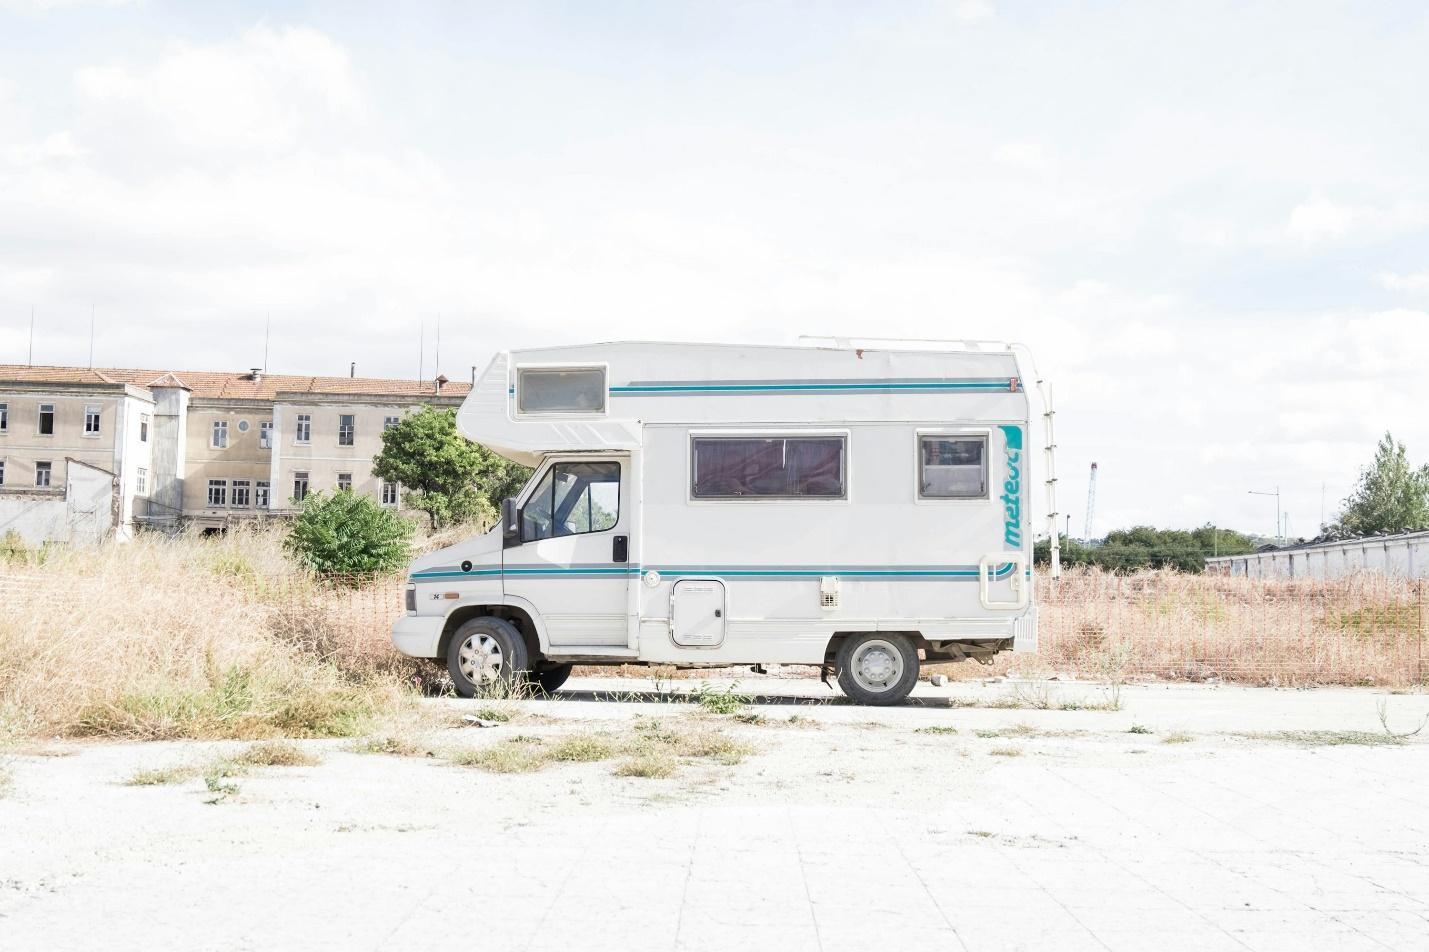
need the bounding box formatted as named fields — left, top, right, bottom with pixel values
left=248, top=367, right=263, bottom=381
left=435, top=374, right=449, bottom=392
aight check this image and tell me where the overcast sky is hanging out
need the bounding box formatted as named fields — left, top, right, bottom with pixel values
left=2, top=1, right=1427, bottom=536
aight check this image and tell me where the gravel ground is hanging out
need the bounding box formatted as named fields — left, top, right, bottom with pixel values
left=2, top=679, right=1428, bottom=952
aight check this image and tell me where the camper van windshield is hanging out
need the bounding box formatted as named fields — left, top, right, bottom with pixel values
left=522, top=461, right=620, bottom=540
left=691, top=436, right=845, bottom=499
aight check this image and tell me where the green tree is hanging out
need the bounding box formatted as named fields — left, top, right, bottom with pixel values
left=284, top=490, right=413, bottom=577
left=1332, top=432, right=1429, bottom=536
left=1035, top=524, right=1257, bottom=574
left=370, top=406, right=531, bottom=530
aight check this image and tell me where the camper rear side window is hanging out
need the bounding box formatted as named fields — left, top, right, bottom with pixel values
left=919, top=436, right=987, bottom=498
left=517, top=367, right=607, bottom=414
left=691, top=437, right=846, bottom=499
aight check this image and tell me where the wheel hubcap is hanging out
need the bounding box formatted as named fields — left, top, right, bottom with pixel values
left=458, top=634, right=504, bottom=683
left=851, top=640, right=903, bottom=692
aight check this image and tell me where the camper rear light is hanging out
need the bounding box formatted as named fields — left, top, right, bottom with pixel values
left=405, top=583, right=416, bottom=614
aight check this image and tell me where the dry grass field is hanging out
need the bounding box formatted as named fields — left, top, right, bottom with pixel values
left=1, top=527, right=1424, bottom=743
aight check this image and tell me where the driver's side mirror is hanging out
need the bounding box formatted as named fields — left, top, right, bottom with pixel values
left=501, top=497, right=520, bottom=548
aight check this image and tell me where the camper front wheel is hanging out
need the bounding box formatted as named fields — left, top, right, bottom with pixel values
left=447, top=617, right=530, bottom=698
left=835, top=634, right=919, bottom=706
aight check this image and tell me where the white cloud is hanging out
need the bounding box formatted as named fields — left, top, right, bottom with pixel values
left=72, top=25, right=362, bottom=152
left=1283, top=195, right=1429, bottom=246
left=952, top=1, right=995, bottom=22
left=0, top=0, right=137, bottom=11
left=1378, top=271, right=1429, bottom=293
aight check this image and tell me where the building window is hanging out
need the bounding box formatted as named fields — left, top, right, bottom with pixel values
left=255, top=480, right=270, bottom=509
left=38, top=404, right=54, bottom=436
left=521, top=461, right=620, bottom=541
left=232, top=480, right=251, bottom=507
left=919, top=436, right=988, bottom=498
left=207, top=479, right=227, bottom=507
left=690, top=436, right=846, bottom=499
left=337, top=472, right=352, bottom=492
left=35, top=461, right=52, bottom=488
left=259, top=421, right=272, bottom=448
left=0, top=460, right=5, bottom=485
left=84, top=406, right=101, bottom=436
left=338, top=414, right=355, bottom=446
left=0, top=402, right=8, bottom=432
left=383, top=415, right=400, bottom=430
left=293, top=471, right=309, bottom=502
left=136, top=467, right=148, bottom=495
left=211, top=420, right=228, bottom=449
left=139, top=412, right=150, bottom=442
left=381, top=481, right=398, bottom=506
left=294, top=414, right=311, bottom=444
left=516, top=366, right=607, bottom=414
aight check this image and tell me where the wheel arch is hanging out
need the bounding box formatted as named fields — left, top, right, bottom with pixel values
left=823, top=630, right=928, bottom=664
left=439, top=600, right=547, bottom=663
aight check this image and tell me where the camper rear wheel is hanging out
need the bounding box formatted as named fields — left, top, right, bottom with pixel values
left=447, top=617, right=530, bottom=698
left=835, top=634, right=919, bottom=706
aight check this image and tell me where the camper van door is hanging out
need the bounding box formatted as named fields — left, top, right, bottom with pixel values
left=505, top=456, right=632, bottom=647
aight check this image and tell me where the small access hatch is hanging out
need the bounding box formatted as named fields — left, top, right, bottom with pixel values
left=671, top=579, right=726, bottom=647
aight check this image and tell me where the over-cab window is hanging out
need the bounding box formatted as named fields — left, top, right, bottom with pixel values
left=691, top=436, right=846, bottom=499
left=522, top=461, right=620, bottom=541
left=919, top=435, right=987, bottom=498
left=517, top=367, right=607, bottom=414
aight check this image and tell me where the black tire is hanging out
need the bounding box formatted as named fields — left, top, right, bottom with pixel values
left=835, top=633, right=919, bottom=706
left=446, top=617, right=531, bottom=698
left=533, top=663, right=573, bottom=694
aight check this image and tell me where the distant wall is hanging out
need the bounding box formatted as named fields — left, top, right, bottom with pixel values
left=0, top=459, right=116, bottom=546
left=1206, top=531, right=1429, bottom=580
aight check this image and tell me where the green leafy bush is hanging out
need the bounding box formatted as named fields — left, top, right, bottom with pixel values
left=284, top=490, right=413, bottom=578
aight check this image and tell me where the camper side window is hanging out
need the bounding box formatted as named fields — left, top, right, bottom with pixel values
left=691, top=436, right=846, bottom=499
left=919, top=436, right=987, bottom=498
left=521, top=461, right=620, bottom=541
left=516, top=367, right=607, bottom=414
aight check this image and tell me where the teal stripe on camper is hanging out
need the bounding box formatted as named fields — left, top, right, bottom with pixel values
left=610, top=378, right=1015, bottom=395
left=409, top=562, right=1017, bottom=581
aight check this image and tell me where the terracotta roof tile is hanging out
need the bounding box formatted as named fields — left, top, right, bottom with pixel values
left=0, top=364, right=470, bottom=400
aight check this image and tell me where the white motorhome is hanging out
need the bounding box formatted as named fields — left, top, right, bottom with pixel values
left=392, top=340, right=1049, bottom=705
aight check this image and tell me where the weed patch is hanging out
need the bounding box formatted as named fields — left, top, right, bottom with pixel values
left=238, top=740, right=321, bottom=767
left=1237, top=730, right=1404, bottom=747
left=695, top=683, right=753, bottom=716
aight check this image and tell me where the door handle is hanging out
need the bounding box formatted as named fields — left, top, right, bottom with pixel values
left=613, top=535, right=629, bottom=563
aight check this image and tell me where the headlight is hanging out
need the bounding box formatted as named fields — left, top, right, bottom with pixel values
left=405, top=583, right=416, bottom=614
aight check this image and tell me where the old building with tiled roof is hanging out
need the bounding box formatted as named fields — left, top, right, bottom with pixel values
left=0, top=364, right=469, bottom=543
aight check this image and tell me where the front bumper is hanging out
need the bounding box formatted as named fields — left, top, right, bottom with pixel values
left=391, top=614, right=445, bottom=658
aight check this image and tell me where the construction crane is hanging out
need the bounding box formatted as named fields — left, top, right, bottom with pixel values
left=1083, top=462, right=1098, bottom=541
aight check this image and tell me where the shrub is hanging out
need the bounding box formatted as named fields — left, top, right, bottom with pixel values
left=284, top=491, right=413, bottom=578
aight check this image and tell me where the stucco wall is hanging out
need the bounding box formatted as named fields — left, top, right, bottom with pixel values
left=0, top=459, right=115, bottom=546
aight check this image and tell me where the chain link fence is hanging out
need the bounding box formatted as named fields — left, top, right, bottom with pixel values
left=4, top=567, right=1423, bottom=689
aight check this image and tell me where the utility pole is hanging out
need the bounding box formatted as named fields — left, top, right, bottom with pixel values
left=1083, top=462, right=1098, bottom=542
left=1249, top=487, right=1282, bottom=544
